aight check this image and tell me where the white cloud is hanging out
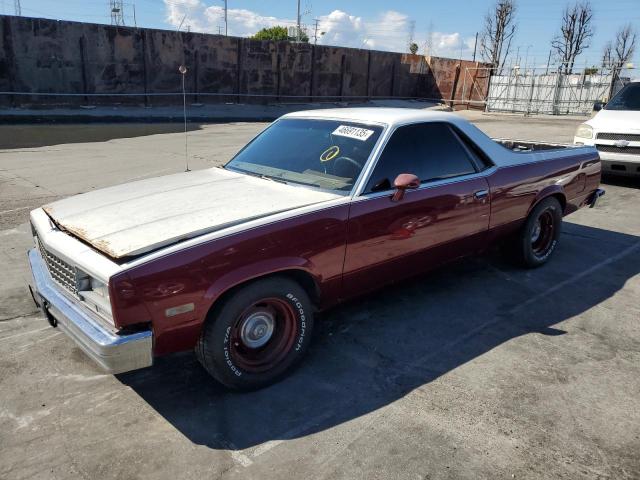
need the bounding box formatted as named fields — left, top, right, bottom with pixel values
left=163, top=2, right=474, bottom=58
left=163, top=0, right=293, bottom=36
left=315, top=10, right=367, bottom=49
left=425, top=32, right=477, bottom=58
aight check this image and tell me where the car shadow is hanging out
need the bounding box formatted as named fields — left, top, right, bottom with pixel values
left=117, top=221, right=640, bottom=451
left=602, top=173, right=640, bottom=189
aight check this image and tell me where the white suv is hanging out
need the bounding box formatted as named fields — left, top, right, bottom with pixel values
left=574, top=80, right=640, bottom=177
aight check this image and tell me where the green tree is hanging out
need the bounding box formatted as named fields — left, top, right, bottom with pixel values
left=252, top=26, right=309, bottom=42
left=409, top=42, right=419, bottom=54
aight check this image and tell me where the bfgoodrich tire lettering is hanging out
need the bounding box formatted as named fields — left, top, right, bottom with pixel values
left=196, top=276, right=314, bottom=391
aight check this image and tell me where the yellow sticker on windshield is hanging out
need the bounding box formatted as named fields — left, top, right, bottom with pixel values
left=320, top=145, right=340, bottom=162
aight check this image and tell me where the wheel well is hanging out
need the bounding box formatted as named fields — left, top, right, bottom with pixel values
left=550, top=193, right=567, bottom=214
left=204, top=269, right=321, bottom=321
left=531, top=192, right=566, bottom=215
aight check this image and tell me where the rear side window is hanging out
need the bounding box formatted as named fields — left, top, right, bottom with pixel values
left=365, top=122, right=478, bottom=192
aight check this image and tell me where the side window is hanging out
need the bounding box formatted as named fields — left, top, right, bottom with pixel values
left=365, top=123, right=478, bottom=192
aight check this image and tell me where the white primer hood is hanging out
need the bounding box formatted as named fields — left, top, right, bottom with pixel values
left=42, top=168, right=340, bottom=259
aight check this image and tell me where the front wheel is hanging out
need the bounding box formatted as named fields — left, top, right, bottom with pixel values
left=514, top=197, right=563, bottom=268
left=196, top=276, right=314, bottom=391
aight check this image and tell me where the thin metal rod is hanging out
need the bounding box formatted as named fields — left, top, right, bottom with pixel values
left=182, top=73, right=189, bottom=172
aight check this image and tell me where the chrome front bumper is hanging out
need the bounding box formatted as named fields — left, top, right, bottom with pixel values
left=28, top=248, right=153, bottom=374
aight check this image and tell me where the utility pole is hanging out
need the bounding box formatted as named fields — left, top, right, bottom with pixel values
left=132, top=3, right=137, bottom=28
left=110, top=0, right=125, bottom=26
left=296, top=0, right=301, bottom=42
left=545, top=50, right=552, bottom=75
left=223, top=0, right=228, bottom=36
left=312, top=18, right=325, bottom=45
left=14, top=0, right=21, bottom=15
left=472, top=32, right=478, bottom=62
left=313, top=18, right=319, bottom=45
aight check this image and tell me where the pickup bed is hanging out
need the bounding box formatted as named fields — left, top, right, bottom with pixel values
left=28, top=108, right=603, bottom=390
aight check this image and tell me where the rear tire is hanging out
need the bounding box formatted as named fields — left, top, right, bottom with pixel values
left=196, top=276, right=314, bottom=391
left=514, top=197, right=562, bottom=268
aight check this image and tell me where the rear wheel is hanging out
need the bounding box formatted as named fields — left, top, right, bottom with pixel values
left=514, top=197, right=562, bottom=268
left=196, top=276, right=314, bottom=390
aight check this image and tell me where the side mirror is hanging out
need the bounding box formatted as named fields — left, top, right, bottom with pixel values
left=391, top=173, right=420, bottom=202
left=593, top=101, right=605, bottom=111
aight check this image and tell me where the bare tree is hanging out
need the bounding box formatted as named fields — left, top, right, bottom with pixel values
left=601, top=41, right=612, bottom=68
left=551, top=1, right=594, bottom=74
left=612, top=24, right=637, bottom=69
left=479, top=0, right=517, bottom=74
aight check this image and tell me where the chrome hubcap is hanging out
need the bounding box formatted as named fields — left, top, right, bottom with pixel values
left=239, top=310, right=275, bottom=348
left=531, top=220, right=542, bottom=243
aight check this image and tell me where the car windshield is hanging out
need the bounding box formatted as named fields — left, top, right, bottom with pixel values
left=605, top=83, right=640, bottom=111
left=224, top=118, right=384, bottom=194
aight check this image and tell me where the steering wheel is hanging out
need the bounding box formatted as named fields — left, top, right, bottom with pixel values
left=332, top=156, right=363, bottom=178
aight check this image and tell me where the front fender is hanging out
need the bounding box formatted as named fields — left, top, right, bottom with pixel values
left=202, top=256, right=318, bottom=308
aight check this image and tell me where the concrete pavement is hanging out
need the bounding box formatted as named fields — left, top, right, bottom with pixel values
left=1, top=112, right=638, bottom=480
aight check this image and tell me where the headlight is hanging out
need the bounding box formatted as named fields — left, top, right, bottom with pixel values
left=78, top=274, right=112, bottom=319
left=575, top=124, right=593, bottom=139
left=89, top=278, right=110, bottom=298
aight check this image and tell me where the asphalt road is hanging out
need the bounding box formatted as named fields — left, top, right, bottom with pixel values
left=1, top=111, right=639, bottom=480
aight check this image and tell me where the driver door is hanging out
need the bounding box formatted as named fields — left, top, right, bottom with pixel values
left=342, top=122, right=491, bottom=298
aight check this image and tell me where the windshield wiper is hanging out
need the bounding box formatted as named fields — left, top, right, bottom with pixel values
left=260, top=174, right=288, bottom=184
left=232, top=167, right=289, bottom=185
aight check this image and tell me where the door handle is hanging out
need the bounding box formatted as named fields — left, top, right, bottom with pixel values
left=474, top=189, right=489, bottom=200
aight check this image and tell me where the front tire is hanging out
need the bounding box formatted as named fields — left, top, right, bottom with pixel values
left=514, top=197, right=562, bottom=268
left=196, top=276, right=314, bottom=391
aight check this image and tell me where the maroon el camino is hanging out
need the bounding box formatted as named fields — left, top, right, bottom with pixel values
left=27, top=108, right=604, bottom=390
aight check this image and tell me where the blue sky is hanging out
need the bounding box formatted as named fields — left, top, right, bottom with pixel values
left=3, top=0, right=639, bottom=69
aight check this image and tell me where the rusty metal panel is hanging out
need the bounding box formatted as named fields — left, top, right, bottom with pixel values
left=0, top=15, right=493, bottom=107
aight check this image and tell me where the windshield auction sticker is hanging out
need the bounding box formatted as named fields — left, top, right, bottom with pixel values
left=332, top=125, right=375, bottom=141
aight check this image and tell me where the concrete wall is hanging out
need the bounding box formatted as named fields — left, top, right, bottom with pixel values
left=0, top=15, right=491, bottom=108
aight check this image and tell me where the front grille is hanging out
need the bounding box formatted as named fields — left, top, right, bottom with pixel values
left=596, top=132, right=640, bottom=142
left=596, top=145, right=640, bottom=155
left=36, top=238, right=78, bottom=295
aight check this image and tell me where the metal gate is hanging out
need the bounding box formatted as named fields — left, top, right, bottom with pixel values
left=482, top=66, right=626, bottom=115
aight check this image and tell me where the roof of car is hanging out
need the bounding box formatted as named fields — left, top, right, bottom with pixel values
left=282, top=107, right=461, bottom=126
